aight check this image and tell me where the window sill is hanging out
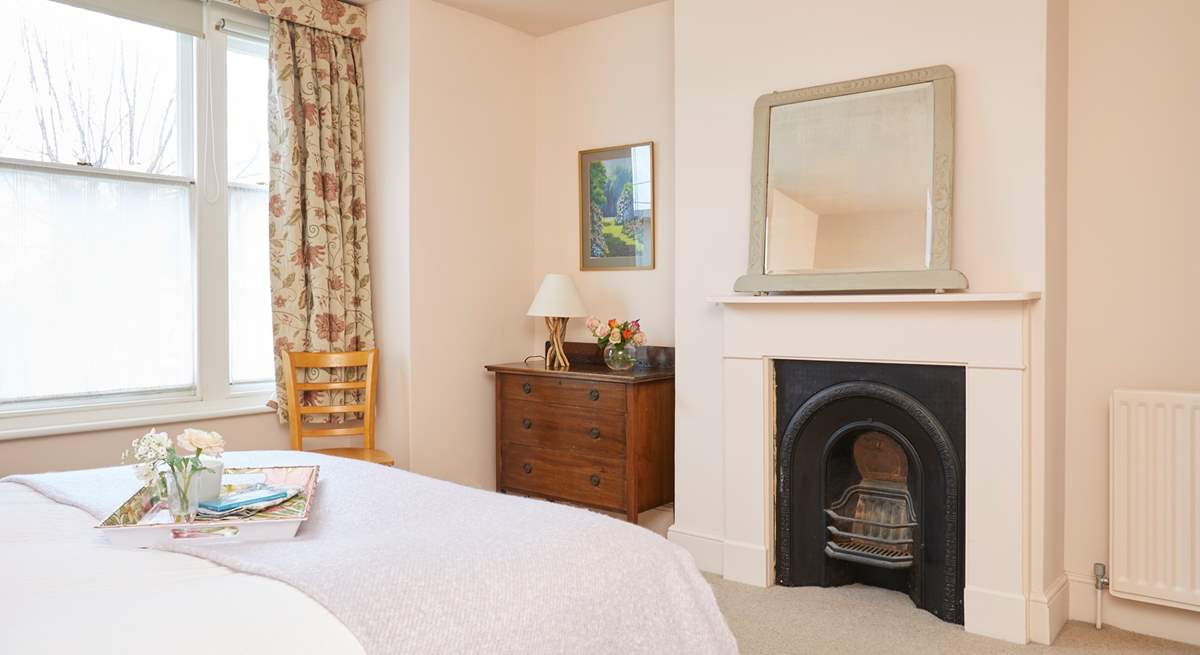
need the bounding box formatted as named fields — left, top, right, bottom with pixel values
left=0, top=392, right=276, bottom=441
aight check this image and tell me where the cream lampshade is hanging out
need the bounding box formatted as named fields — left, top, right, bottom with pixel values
left=527, top=274, right=587, bottom=369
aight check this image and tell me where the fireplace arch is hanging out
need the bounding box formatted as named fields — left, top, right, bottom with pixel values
left=776, top=373, right=964, bottom=623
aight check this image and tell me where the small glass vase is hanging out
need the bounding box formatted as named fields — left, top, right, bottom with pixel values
left=164, top=469, right=201, bottom=523
left=603, top=342, right=638, bottom=371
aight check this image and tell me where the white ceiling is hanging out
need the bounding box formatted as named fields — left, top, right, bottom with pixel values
left=430, top=0, right=664, bottom=36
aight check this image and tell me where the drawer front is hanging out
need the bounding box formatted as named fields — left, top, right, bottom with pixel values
left=500, top=399, right=625, bottom=456
left=501, top=443, right=625, bottom=509
left=500, top=374, right=626, bottom=413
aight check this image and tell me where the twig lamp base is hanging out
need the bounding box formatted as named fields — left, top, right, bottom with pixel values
left=545, top=317, right=570, bottom=369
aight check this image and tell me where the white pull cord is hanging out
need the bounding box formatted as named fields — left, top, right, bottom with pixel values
left=200, top=14, right=221, bottom=205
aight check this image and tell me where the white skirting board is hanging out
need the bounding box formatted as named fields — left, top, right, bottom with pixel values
left=722, top=539, right=769, bottom=587
left=1027, top=574, right=1069, bottom=645
left=964, top=586, right=1028, bottom=644
left=668, top=525, right=724, bottom=575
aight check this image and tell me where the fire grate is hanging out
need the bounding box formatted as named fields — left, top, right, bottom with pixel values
left=827, top=534, right=912, bottom=562
left=823, top=431, right=918, bottom=570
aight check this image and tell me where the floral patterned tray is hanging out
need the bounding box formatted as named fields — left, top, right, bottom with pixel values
left=96, top=466, right=319, bottom=547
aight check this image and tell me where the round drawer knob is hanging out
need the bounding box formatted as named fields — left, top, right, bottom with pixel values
left=589, top=389, right=600, bottom=401
left=522, top=418, right=533, bottom=430
left=590, top=474, right=601, bottom=487
left=522, top=463, right=533, bottom=474
left=589, top=427, right=600, bottom=439
left=522, top=383, right=532, bottom=394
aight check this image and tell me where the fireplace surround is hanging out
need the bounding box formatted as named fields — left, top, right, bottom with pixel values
left=666, top=292, right=1048, bottom=644
left=774, top=360, right=965, bottom=623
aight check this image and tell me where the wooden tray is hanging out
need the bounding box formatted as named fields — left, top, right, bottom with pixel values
left=96, top=466, right=319, bottom=547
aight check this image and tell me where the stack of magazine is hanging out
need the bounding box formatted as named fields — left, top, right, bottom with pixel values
left=197, top=484, right=301, bottom=519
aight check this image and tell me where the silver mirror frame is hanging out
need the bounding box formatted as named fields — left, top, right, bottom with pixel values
left=735, top=65, right=968, bottom=294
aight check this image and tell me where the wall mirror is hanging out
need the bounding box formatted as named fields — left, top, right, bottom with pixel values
left=735, top=66, right=968, bottom=293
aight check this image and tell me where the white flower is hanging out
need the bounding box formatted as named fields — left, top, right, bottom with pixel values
left=596, top=324, right=610, bottom=338
left=134, top=462, right=159, bottom=483
left=633, top=332, right=647, bottom=346
left=608, top=331, right=620, bottom=344
left=132, top=429, right=170, bottom=463
left=177, top=429, right=225, bottom=456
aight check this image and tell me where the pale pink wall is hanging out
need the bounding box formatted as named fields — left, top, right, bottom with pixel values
left=672, top=0, right=1064, bottom=622
left=363, top=0, right=413, bottom=468
left=531, top=2, right=674, bottom=352
left=1065, top=0, right=1200, bottom=643
left=0, top=413, right=288, bottom=477
left=406, top=0, right=536, bottom=488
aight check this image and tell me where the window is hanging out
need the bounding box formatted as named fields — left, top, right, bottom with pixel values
left=0, top=0, right=274, bottom=438
left=226, top=35, right=273, bottom=386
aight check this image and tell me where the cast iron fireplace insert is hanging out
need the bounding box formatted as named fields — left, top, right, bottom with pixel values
left=774, top=360, right=965, bottom=624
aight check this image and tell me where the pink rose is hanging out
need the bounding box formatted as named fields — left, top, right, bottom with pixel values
left=596, top=324, right=610, bottom=338
left=633, top=332, right=647, bottom=346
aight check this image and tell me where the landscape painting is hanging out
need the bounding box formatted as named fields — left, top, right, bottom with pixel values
left=579, top=142, right=655, bottom=270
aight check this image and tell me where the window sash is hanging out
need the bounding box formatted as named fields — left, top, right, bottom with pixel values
left=0, top=2, right=274, bottom=439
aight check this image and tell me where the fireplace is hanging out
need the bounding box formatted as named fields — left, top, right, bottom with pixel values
left=775, top=360, right=965, bottom=623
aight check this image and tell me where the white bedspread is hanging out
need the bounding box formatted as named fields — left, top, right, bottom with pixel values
left=1, top=451, right=736, bottom=655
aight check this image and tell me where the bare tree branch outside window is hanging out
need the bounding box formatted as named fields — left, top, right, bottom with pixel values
left=1, top=16, right=179, bottom=175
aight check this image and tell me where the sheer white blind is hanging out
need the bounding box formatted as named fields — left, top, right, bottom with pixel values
left=51, top=0, right=203, bottom=37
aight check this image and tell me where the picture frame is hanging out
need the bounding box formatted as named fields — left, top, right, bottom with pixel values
left=579, top=142, right=655, bottom=271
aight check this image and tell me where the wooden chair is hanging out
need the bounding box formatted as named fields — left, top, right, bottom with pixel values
left=281, top=349, right=394, bottom=466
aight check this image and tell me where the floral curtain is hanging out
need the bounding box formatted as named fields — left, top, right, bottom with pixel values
left=268, top=17, right=373, bottom=421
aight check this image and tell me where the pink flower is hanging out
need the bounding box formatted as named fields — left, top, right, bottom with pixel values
left=633, top=332, right=647, bottom=346
left=596, top=324, right=610, bottom=338
left=292, top=244, right=326, bottom=267
left=269, top=193, right=284, bottom=218
left=320, top=0, right=346, bottom=24
left=313, top=172, right=340, bottom=201
left=315, top=313, right=346, bottom=341
left=585, top=316, right=600, bottom=332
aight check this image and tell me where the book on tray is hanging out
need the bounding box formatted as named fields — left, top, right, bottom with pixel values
left=198, top=485, right=300, bottom=518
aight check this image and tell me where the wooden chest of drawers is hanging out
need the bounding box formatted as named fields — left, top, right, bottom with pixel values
left=485, top=347, right=674, bottom=523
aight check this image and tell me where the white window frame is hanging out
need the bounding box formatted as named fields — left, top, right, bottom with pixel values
left=0, top=3, right=274, bottom=440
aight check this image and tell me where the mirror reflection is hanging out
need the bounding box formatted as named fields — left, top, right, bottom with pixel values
left=765, top=82, right=935, bottom=274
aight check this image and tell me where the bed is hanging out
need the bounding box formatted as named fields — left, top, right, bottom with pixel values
left=0, top=450, right=736, bottom=654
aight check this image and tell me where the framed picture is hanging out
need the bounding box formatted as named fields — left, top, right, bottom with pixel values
left=579, top=142, right=655, bottom=270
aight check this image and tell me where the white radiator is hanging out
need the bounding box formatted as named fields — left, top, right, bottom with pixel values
left=1110, top=389, right=1200, bottom=612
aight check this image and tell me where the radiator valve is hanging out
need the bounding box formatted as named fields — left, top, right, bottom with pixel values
left=1094, top=562, right=1109, bottom=590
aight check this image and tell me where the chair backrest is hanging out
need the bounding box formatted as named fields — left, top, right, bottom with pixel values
left=281, top=350, right=379, bottom=451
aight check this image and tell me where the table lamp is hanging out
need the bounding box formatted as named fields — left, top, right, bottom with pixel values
left=527, top=274, right=587, bottom=369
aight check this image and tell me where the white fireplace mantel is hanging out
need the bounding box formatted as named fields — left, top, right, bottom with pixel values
left=707, top=291, right=1041, bottom=305
left=669, top=291, right=1042, bottom=644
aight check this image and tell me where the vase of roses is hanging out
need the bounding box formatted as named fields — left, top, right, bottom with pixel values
left=125, top=428, right=225, bottom=523
left=585, top=317, right=647, bottom=371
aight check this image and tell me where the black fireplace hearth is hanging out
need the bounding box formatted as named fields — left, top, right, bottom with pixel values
left=775, top=360, right=965, bottom=623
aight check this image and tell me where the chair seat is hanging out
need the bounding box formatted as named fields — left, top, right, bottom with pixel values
left=312, top=447, right=395, bottom=466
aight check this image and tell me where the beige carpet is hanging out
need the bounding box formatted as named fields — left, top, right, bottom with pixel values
left=705, top=574, right=1200, bottom=654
